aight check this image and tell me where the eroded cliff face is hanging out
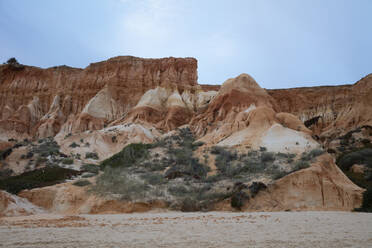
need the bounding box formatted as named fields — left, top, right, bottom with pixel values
left=0, top=56, right=370, bottom=216
left=268, top=74, right=372, bottom=140
left=0, top=56, right=198, bottom=137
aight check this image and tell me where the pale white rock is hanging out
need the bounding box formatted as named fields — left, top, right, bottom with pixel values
left=166, top=90, right=187, bottom=108
left=244, top=104, right=257, bottom=113
left=27, top=96, right=43, bottom=124
left=41, top=95, right=61, bottom=121
left=82, top=86, right=119, bottom=120
left=136, top=87, right=170, bottom=110
left=181, top=89, right=196, bottom=110
left=48, top=95, right=61, bottom=114
left=259, top=124, right=320, bottom=153
left=196, top=91, right=217, bottom=110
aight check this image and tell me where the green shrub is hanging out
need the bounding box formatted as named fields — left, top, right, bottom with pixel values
left=86, top=152, right=99, bottom=160
left=26, top=151, right=33, bottom=159
left=261, top=152, right=275, bottom=163
left=355, top=186, right=372, bottom=212
left=81, top=172, right=96, bottom=178
left=140, top=173, right=166, bottom=185
left=210, top=146, right=225, bottom=155
left=73, top=179, right=91, bottom=187
left=192, top=141, right=205, bottom=147
left=31, top=138, right=60, bottom=157
left=69, top=142, right=80, bottom=148
left=292, top=160, right=310, bottom=171
left=176, top=127, right=195, bottom=147
left=213, top=147, right=237, bottom=175
left=337, top=148, right=372, bottom=171
left=301, top=148, right=324, bottom=161
left=144, top=161, right=169, bottom=171
left=180, top=197, right=200, bottom=212
left=101, top=143, right=151, bottom=168
left=168, top=185, right=190, bottom=196
left=0, top=168, right=13, bottom=179
left=231, top=191, right=249, bottom=210
left=93, top=167, right=148, bottom=200
left=241, top=159, right=266, bottom=173
left=249, top=182, right=267, bottom=197
left=62, top=158, right=74, bottom=165
left=36, top=156, right=47, bottom=164
left=166, top=143, right=210, bottom=180
left=308, top=148, right=324, bottom=158
left=276, top=152, right=296, bottom=159
left=0, top=167, right=80, bottom=194
left=0, top=148, right=13, bottom=160
left=165, top=159, right=210, bottom=180
left=81, top=164, right=99, bottom=174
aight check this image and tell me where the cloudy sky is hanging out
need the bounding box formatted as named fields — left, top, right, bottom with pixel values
left=0, top=0, right=371, bottom=88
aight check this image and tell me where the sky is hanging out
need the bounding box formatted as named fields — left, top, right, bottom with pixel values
left=0, top=0, right=371, bottom=88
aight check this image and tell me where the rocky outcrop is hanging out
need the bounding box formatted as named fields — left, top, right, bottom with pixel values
left=241, top=154, right=364, bottom=211
left=192, top=74, right=278, bottom=135
left=18, top=183, right=167, bottom=215
left=0, top=190, right=45, bottom=217
left=123, top=85, right=217, bottom=131
left=191, top=73, right=317, bottom=153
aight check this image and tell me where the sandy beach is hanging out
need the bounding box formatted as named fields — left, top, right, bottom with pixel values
left=0, top=211, right=371, bottom=248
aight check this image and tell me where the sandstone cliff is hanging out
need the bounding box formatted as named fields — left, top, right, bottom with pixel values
left=0, top=56, right=198, bottom=137
left=0, top=56, right=370, bottom=216
left=268, top=74, right=372, bottom=140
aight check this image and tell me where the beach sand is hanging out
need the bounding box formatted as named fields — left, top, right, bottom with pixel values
left=1, top=211, right=371, bottom=248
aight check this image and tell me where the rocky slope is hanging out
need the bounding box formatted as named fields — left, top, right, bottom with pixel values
left=0, top=56, right=370, bottom=216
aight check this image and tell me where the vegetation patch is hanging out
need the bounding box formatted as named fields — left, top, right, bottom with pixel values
left=92, top=128, right=324, bottom=211
left=69, top=142, right=80, bottom=148
left=101, top=143, right=150, bottom=168
left=0, top=148, right=13, bottom=160
left=93, top=167, right=149, bottom=200
left=81, top=164, right=99, bottom=174
left=337, top=148, right=372, bottom=171
left=85, top=152, right=99, bottom=160
left=31, top=137, right=60, bottom=157
left=0, top=167, right=80, bottom=194
left=62, top=158, right=74, bottom=165
left=73, top=179, right=92, bottom=187
left=336, top=144, right=372, bottom=212
left=355, top=186, right=372, bottom=212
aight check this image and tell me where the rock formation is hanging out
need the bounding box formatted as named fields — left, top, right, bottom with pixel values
left=0, top=56, right=370, bottom=216
left=0, top=56, right=198, bottom=138
left=268, top=74, right=372, bottom=140
left=0, top=190, right=45, bottom=217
